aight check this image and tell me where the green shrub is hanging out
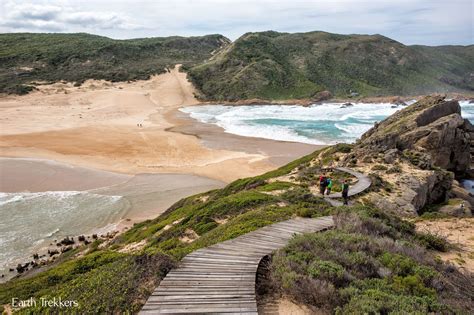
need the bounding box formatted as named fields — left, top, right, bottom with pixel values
left=387, top=165, right=402, bottom=173
left=13, top=254, right=175, bottom=314
left=416, top=232, right=448, bottom=252
left=308, top=260, right=345, bottom=281
left=0, top=33, right=228, bottom=94
left=372, top=164, right=388, bottom=171
left=257, top=181, right=294, bottom=192
left=269, top=207, right=471, bottom=313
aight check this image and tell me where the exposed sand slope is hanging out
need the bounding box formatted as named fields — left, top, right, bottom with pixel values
left=0, top=66, right=275, bottom=182
left=416, top=218, right=474, bottom=274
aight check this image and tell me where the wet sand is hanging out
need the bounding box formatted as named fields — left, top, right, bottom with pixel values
left=0, top=157, right=131, bottom=193
left=0, top=158, right=224, bottom=223
left=168, top=109, right=319, bottom=166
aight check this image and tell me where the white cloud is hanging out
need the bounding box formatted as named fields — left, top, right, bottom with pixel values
left=0, top=0, right=472, bottom=45
left=0, top=1, right=143, bottom=32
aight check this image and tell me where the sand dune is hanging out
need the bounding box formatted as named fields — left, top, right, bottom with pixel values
left=0, top=66, right=304, bottom=182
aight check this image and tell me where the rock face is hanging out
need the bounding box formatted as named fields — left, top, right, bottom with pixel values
left=347, top=95, right=472, bottom=215
left=352, top=95, right=471, bottom=175
left=370, top=169, right=454, bottom=216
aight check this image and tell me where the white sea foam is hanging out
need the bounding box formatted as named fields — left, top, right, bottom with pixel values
left=0, top=190, right=127, bottom=277
left=181, top=103, right=398, bottom=144
left=181, top=101, right=474, bottom=145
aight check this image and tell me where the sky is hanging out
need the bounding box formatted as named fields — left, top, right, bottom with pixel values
left=0, top=0, right=472, bottom=46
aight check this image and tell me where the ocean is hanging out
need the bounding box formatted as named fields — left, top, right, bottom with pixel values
left=0, top=191, right=129, bottom=277
left=0, top=158, right=224, bottom=280
left=181, top=100, right=474, bottom=145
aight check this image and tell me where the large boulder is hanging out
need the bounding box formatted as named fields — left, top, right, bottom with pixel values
left=348, top=95, right=472, bottom=215
left=371, top=170, right=453, bottom=216
left=351, top=95, right=471, bottom=175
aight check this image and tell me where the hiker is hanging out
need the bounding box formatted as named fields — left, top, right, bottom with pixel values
left=326, top=177, right=333, bottom=195
left=319, top=174, right=327, bottom=195
left=342, top=179, right=349, bottom=205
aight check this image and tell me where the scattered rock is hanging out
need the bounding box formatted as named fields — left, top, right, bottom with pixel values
left=16, top=264, right=26, bottom=273
left=60, top=237, right=75, bottom=245
left=92, top=234, right=98, bottom=239
left=439, top=199, right=472, bottom=216
left=450, top=180, right=474, bottom=207
left=33, top=253, right=39, bottom=260
left=48, top=249, right=59, bottom=257
left=384, top=149, right=399, bottom=164
left=311, top=90, right=332, bottom=102
left=78, top=235, right=86, bottom=242
left=340, top=102, right=353, bottom=108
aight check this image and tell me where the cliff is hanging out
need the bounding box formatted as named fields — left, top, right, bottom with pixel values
left=342, top=95, right=472, bottom=215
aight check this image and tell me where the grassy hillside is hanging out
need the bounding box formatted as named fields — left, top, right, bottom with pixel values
left=187, top=31, right=474, bottom=100
left=1, top=142, right=472, bottom=313
left=0, top=33, right=230, bottom=94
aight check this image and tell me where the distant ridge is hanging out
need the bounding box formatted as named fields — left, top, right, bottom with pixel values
left=187, top=31, right=474, bottom=100
left=1, top=31, right=473, bottom=98
left=0, top=32, right=230, bottom=94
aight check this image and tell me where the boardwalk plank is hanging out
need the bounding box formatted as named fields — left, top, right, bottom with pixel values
left=140, top=217, right=334, bottom=314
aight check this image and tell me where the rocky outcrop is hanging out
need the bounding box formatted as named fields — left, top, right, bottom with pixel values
left=370, top=169, right=454, bottom=216
left=352, top=95, right=471, bottom=175
left=347, top=95, right=472, bottom=215
left=311, top=90, right=332, bottom=102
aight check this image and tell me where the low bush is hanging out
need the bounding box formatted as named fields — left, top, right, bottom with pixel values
left=268, top=206, right=473, bottom=313
left=371, top=164, right=388, bottom=171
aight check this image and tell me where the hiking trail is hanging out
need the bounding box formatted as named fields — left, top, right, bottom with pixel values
left=140, top=168, right=371, bottom=314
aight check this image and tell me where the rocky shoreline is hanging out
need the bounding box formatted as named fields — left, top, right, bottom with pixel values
left=1, top=229, right=124, bottom=281
left=198, top=93, right=474, bottom=107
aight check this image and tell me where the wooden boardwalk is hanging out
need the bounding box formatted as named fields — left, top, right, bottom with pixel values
left=327, top=167, right=371, bottom=198
left=140, top=216, right=334, bottom=314
left=324, top=167, right=371, bottom=206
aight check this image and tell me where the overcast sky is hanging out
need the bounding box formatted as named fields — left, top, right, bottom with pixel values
left=0, top=0, right=472, bottom=45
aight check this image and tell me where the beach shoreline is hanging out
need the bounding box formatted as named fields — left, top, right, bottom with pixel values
left=0, top=65, right=321, bottom=183
left=0, top=66, right=322, bottom=279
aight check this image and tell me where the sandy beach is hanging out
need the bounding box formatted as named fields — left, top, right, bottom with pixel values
left=0, top=65, right=319, bottom=183
left=0, top=66, right=321, bottom=277
left=0, top=65, right=320, bottom=218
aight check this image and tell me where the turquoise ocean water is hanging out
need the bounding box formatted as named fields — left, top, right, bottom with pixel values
left=182, top=100, right=474, bottom=145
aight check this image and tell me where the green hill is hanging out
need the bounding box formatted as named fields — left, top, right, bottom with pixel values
left=0, top=33, right=230, bottom=94
left=187, top=31, right=474, bottom=100
left=2, top=31, right=473, bottom=99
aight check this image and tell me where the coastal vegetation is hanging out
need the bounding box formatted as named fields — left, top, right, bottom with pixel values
left=267, top=206, right=471, bottom=313
left=187, top=31, right=474, bottom=100
left=0, top=33, right=230, bottom=94
left=2, top=31, right=473, bottom=100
